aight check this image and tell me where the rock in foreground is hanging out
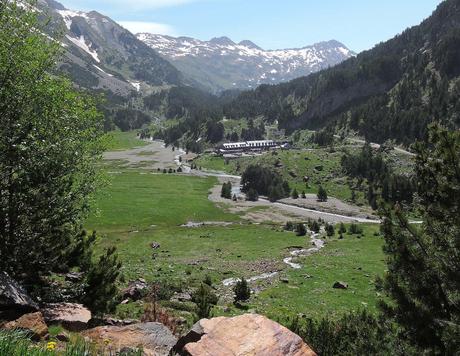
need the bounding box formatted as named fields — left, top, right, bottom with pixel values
left=42, top=303, right=91, bottom=331
left=174, top=314, right=316, bottom=356
left=83, top=322, right=177, bottom=356
left=0, top=272, right=38, bottom=320
left=3, top=312, right=48, bottom=340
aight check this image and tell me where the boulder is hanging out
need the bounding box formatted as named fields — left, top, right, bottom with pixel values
left=121, top=279, right=148, bottom=301
left=174, top=314, right=316, bottom=356
left=42, top=303, right=91, bottom=331
left=83, top=322, right=177, bottom=356
left=0, top=271, right=38, bottom=320
left=332, top=281, right=348, bottom=289
left=3, top=312, right=48, bottom=340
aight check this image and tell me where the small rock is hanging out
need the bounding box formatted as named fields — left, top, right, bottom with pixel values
left=120, top=299, right=130, bottom=305
left=332, top=281, right=348, bottom=289
left=279, top=277, right=289, bottom=283
left=56, top=332, right=70, bottom=342
left=4, top=312, right=48, bottom=341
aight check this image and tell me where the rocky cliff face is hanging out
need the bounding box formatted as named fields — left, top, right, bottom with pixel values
left=138, top=34, right=354, bottom=92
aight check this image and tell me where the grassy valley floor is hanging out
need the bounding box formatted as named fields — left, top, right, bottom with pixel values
left=86, top=137, right=387, bottom=327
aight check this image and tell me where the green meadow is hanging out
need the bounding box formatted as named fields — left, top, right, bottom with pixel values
left=87, top=143, right=387, bottom=323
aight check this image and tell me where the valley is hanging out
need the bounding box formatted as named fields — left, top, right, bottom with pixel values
left=87, top=132, right=390, bottom=327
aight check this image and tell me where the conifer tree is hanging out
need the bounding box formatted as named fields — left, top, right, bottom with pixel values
left=317, top=185, right=328, bottom=202
left=380, top=125, right=460, bottom=353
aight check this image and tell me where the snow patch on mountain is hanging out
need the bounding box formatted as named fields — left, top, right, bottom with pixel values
left=65, top=34, right=99, bottom=62
left=57, top=9, right=89, bottom=29
left=137, top=34, right=355, bottom=91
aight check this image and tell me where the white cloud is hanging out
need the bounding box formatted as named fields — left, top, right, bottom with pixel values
left=119, top=21, right=177, bottom=35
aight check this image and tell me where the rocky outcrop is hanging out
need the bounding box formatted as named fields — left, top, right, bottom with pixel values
left=0, top=272, right=38, bottom=320
left=83, top=322, right=177, bottom=356
left=42, top=303, right=91, bottom=331
left=174, top=314, right=316, bottom=356
left=3, top=312, right=48, bottom=340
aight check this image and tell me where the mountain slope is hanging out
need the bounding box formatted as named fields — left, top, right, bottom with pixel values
left=138, top=34, right=355, bottom=93
left=37, top=0, right=183, bottom=96
left=224, top=0, right=460, bottom=145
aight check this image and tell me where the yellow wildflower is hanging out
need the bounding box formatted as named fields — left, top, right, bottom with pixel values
left=46, top=341, right=57, bottom=351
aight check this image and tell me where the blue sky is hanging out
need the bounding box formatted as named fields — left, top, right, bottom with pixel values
left=59, top=0, right=443, bottom=52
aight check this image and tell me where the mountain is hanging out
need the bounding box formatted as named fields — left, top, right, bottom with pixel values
left=37, top=0, right=183, bottom=97
left=137, top=33, right=355, bottom=93
left=222, top=0, right=460, bottom=145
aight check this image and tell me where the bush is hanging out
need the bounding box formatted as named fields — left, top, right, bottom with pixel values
left=309, top=220, right=320, bottom=234
left=221, top=182, right=232, bottom=199
left=246, top=188, right=259, bottom=201
left=348, top=223, right=363, bottom=235
left=287, top=310, right=415, bottom=355
left=192, top=283, right=218, bottom=319
left=82, top=247, right=122, bottom=315
left=325, top=224, right=335, bottom=237
left=233, top=277, right=251, bottom=303
left=296, top=223, right=307, bottom=236
left=317, top=185, right=328, bottom=202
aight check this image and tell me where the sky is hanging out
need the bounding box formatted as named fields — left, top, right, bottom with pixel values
left=58, top=0, right=443, bottom=52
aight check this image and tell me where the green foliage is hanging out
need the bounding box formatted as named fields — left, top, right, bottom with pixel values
left=325, top=224, right=335, bottom=237
left=220, top=182, right=232, bottom=199
left=245, top=188, right=259, bottom=201
left=348, top=223, right=363, bottom=235
left=82, top=247, right=122, bottom=315
left=310, top=129, right=335, bottom=147
left=241, top=165, right=289, bottom=201
left=317, top=185, right=328, bottom=202
left=288, top=310, right=415, bottom=356
left=339, top=223, right=347, bottom=234
left=233, top=277, right=251, bottom=303
left=295, top=223, right=307, bottom=237
left=308, top=220, right=320, bottom=234
left=192, top=283, right=218, bottom=319
left=291, top=188, right=299, bottom=199
left=341, top=143, right=415, bottom=206
left=380, top=125, right=460, bottom=353
left=0, top=0, right=104, bottom=282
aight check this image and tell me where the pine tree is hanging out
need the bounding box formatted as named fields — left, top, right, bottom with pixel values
left=301, top=191, right=307, bottom=199
left=291, top=188, right=299, bottom=199
left=339, top=223, right=347, bottom=234
left=246, top=188, right=259, bottom=201
left=233, top=277, right=251, bottom=303
left=296, top=223, right=307, bottom=236
left=380, top=125, right=460, bottom=353
left=317, top=185, right=328, bottom=202
left=325, top=224, right=335, bottom=237
left=192, top=283, right=218, bottom=319
left=220, top=182, right=232, bottom=199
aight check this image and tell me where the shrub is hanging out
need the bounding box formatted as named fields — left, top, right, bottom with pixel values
left=325, top=224, right=335, bottom=237
left=192, top=283, right=218, bottom=319
left=82, top=247, right=122, bottom=315
left=246, top=188, right=259, bottom=201
left=233, top=277, right=251, bottom=303
left=296, top=223, right=307, bottom=236
left=221, top=182, right=232, bottom=199
left=317, top=185, right=328, bottom=202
